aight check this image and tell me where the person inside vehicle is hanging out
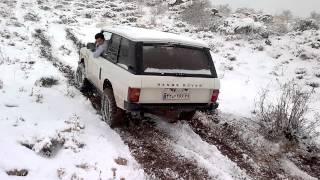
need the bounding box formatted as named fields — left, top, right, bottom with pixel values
left=93, top=33, right=108, bottom=58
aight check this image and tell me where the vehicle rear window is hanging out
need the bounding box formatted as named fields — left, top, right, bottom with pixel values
left=142, top=45, right=212, bottom=76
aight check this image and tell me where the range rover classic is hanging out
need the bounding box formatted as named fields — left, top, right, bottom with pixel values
left=76, top=26, right=220, bottom=127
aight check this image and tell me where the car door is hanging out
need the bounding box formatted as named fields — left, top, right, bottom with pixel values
left=90, top=32, right=113, bottom=87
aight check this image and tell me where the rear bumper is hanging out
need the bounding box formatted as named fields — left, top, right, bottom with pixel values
left=124, top=101, right=219, bottom=112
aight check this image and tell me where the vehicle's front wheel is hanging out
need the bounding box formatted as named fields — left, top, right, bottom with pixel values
left=75, top=63, right=89, bottom=92
left=101, top=88, right=125, bottom=128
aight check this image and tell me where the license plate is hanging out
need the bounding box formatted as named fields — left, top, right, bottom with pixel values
left=162, top=89, right=190, bottom=101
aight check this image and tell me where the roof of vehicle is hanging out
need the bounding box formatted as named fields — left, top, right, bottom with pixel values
left=102, top=26, right=209, bottom=48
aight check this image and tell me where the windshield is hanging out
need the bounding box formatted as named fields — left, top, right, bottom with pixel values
left=142, top=45, right=213, bottom=76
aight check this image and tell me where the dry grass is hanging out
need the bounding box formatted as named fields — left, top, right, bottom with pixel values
left=256, top=81, right=319, bottom=143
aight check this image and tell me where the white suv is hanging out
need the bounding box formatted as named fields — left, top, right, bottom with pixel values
left=76, top=26, right=220, bottom=126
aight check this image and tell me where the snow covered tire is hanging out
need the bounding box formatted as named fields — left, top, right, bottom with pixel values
left=101, top=88, right=125, bottom=128
left=75, top=63, right=89, bottom=92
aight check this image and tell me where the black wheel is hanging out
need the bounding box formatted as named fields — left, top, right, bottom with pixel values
left=75, top=63, right=89, bottom=92
left=101, top=88, right=125, bottom=128
left=179, top=110, right=196, bottom=121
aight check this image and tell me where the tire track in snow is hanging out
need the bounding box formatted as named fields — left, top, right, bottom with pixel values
left=33, top=29, right=76, bottom=86
left=154, top=116, right=250, bottom=180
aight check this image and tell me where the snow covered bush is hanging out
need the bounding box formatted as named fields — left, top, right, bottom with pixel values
left=33, top=29, right=53, bottom=61
left=256, top=81, right=316, bottom=143
left=294, top=19, right=319, bottom=32
left=24, top=12, right=40, bottom=22
left=218, top=17, right=266, bottom=36
left=180, top=0, right=221, bottom=31
left=102, top=11, right=116, bottom=18
left=35, top=76, right=59, bottom=87
left=0, top=79, right=3, bottom=89
left=168, top=0, right=185, bottom=6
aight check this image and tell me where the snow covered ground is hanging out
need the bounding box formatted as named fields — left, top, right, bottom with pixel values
left=0, top=0, right=145, bottom=179
left=0, top=0, right=319, bottom=179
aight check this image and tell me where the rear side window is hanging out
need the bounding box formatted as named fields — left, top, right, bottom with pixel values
left=118, top=38, right=130, bottom=69
left=103, top=34, right=121, bottom=63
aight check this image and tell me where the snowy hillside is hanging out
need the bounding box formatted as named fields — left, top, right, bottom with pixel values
left=0, top=0, right=319, bottom=179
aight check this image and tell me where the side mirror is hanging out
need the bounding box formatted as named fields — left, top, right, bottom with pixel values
left=86, top=43, right=96, bottom=52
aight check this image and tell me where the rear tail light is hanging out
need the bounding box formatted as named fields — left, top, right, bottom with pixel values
left=128, top=88, right=141, bottom=103
left=211, top=89, right=219, bottom=102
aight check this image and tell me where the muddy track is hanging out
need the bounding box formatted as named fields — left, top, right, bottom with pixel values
left=79, top=91, right=212, bottom=179
left=116, top=119, right=212, bottom=180
left=288, top=152, right=320, bottom=178
left=186, top=113, right=282, bottom=179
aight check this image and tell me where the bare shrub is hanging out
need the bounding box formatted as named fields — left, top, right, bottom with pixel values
left=255, top=81, right=317, bottom=142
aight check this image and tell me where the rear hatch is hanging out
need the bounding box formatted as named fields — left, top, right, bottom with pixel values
left=136, top=44, right=219, bottom=104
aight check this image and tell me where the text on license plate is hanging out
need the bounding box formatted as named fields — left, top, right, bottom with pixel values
left=162, top=89, right=190, bottom=100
